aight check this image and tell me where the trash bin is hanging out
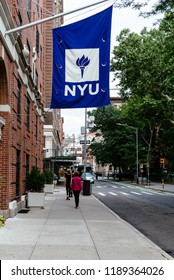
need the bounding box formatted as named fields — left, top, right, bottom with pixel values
left=82, top=180, right=91, bottom=195
left=142, top=177, right=147, bottom=185
left=138, top=177, right=142, bottom=184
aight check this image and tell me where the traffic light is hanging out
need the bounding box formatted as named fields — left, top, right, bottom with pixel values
left=160, top=158, right=164, bottom=164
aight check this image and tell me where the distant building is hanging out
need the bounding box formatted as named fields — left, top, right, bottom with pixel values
left=110, top=96, right=124, bottom=108
left=63, top=135, right=83, bottom=165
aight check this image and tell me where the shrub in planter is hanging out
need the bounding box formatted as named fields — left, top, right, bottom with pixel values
left=27, top=166, right=45, bottom=192
left=43, top=169, right=54, bottom=194
left=0, top=215, right=5, bottom=228
left=26, top=166, right=45, bottom=208
left=43, top=169, right=54, bottom=184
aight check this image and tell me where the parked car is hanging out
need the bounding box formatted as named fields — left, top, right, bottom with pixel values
left=81, top=172, right=95, bottom=184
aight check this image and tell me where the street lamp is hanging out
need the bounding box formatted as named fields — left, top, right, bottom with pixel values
left=83, top=108, right=88, bottom=179
left=117, top=123, right=139, bottom=184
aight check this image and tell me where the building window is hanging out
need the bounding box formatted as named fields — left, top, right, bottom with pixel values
left=16, top=150, right=20, bottom=197
left=40, top=45, right=42, bottom=69
left=17, top=80, right=21, bottom=120
left=27, top=0, right=31, bottom=22
left=26, top=96, right=30, bottom=130
left=17, top=12, right=22, bottom=36
left=17, top=12, right=22, bottom=26
left=26, top=154, right=29, bottom=189
left=36, top=0, right=39, bottom=15
left=26, top=40, right=30, bottom=65
left=36, top=114, right=38, bottom=139
left=36, top=28, right=40, bottom=53
left=35, top=70, right=38, bottom=87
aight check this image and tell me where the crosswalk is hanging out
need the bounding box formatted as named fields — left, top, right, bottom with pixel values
left=95, top=185, right=164, bottom=198
left=108, top=192, right=118, bottom=196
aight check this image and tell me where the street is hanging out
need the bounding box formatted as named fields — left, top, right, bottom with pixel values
left=92, top=180, right=174, bottom=258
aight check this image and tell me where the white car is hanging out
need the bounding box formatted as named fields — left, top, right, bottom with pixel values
left=81, top=172, right=95, bottom=184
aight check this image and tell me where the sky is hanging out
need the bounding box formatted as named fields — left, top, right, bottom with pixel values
left=61, top=0, right=160, bottom=137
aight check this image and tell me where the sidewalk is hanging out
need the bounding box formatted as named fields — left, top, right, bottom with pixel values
left=144, top=181, right=174, bottom=193
left=103, top=177, right=174, bottom=194
left=0, top=184, right=173, bottom=260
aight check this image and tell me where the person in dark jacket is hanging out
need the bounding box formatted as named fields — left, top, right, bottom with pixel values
left=64, top=169, right=72, bottom=200
left=70, top=171, right=82, bottom=208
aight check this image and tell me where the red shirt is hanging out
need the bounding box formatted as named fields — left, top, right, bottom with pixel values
left=71, top=176, right=82, bottom=191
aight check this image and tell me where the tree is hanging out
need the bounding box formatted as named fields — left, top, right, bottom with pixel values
left=114, top=0, right=173, bottom=14
left=121, top=96, right=166, bottom=179
left=110, top=12, right=174, bottom=180
left=89, top=106, right=137, bottom=179
left=111, top=6, right=174, bottom=103
left=89, top=9, right=174, bottom=181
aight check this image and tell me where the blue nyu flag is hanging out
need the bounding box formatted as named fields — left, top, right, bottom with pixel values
left=50, top=6, right=113, bottom=109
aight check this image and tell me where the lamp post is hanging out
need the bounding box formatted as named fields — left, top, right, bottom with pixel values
left=117, top=123, right=139, bottom=184
left=83, top=108, right=87, bottom=179
left=135, top=127, right=139, bottom=184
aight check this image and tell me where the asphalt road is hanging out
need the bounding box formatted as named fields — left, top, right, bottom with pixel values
left=92, top=180, right=174, bottom=258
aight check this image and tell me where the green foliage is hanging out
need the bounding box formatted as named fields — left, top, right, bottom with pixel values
left=111, top=12, right=174, bottom=105
left=89, top=9, right=174, bottom=180
left=27, top=166, right=45, bottom=192
left=109, top=12, right=174, bottom=177
left=43, top=169, right=54, bottom=184
left=89, top=106, right=136, bottom=172
left=111, top=27, right=173, bottom=103
left=0, top=215, right=5, bottom=228
left=114, top=0, right=173, bottom=15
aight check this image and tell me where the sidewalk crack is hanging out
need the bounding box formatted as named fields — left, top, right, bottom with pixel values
left=79, top=207, right=101, bottom=260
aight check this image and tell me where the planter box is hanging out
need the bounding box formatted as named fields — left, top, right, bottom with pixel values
left=44, top=184, right=54, bottom=194
left=27, top=192, right=45, bottom=208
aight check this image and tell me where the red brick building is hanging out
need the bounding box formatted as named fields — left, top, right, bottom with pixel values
left=0, top=0, right=47, bottom=217
left=43, top=0, right=64, bottom=162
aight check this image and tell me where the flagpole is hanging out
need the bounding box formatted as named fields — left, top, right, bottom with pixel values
left=5, top=0, right=114, bottom=35
left=84, top=108, right=87, bottom=179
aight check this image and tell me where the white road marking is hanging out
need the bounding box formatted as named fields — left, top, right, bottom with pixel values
left=120, top=192, right=129, bottom=196
left=131, top=191, right=141, bottom=196
left=141, top=191, right=153, bottom=195
left=98, top=192, right=106, bottom=196
left=108, top=192, right=118, bottom=196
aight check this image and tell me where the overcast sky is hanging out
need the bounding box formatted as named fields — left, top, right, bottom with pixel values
left=61, top=0, right=160, bottom=137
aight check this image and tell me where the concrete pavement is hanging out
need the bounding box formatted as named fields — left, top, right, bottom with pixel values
left=0, top=182, right=173, bottom=260
left=143, top=181, right=174, bottom=193
left=107, top=179, right=174, bottom=193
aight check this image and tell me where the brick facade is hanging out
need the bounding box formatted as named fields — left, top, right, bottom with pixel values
left=43, top=0, right=64, bottom=159
left=0, top=0, right=45, bottom=216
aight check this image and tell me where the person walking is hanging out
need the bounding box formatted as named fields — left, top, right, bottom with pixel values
left=70, top=171, right=82, bottom=208
left=64, top=169, right=72, bottom=200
